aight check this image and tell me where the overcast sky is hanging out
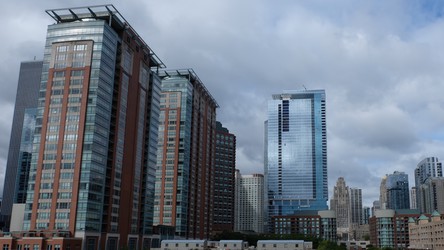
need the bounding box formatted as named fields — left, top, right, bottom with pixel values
left=1, top=0, right=444, bottom=207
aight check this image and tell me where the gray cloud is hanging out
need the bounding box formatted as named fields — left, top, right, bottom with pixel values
left=1, top=0, right=444, bottom=207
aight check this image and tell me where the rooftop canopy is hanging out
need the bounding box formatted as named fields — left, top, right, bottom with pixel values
left=45, top=4, right=165, bottom=68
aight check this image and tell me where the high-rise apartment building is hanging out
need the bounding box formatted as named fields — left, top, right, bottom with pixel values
left=1, top=61, right=42, bottom=227
left=330, top=177, right=350, bottom=230
left=265, top=90, right=327, bottom=222
left=0, top=5, right=164, bottom=250
left=154, top=69, right=218, bottom=239
left=386, top=171, right=410, bottom=210
left=379, top=175, right=388, bottom=210
left=212, top=122, right=236, bottom=234
left=234, top=171, right=265, bottom=233
left=350, top=188, right=363, bottom=226
left=415, top=157, right=442, bottom=213
left=362, top=206, right=370, bottom=225
left=419, top=177, right=444, bottom=214
left=410, top=187, right=417, bottom=209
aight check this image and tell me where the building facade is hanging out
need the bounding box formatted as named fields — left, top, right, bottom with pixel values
left=386, top=171, right=410, bottom=210
left=154, top=69, right=218, bottom=239
left=379, top=175, right=388, bottom=210
left=410, top=187, right=417, bottom=209
left=1, top=61, right=42, bottom=228
left=369, top=209, right=420, bottom=249
left=419, top=177, right=444, bottom=214
left=408, top=211, right=444, bottom=250
left=0, top=5, right=164, bottom=250
left=212, top=121, right=236, bottom=234
left=330, top=177, right=350, bottom=229
left=265, top=90, right=328, bottom=223
left=415, top=157, right=442, bottom=213
left=234, top=171, right=265, bottom=233
left=350, top=188, right=363, bottom=226
left=270, top=210, right=336, bottom=242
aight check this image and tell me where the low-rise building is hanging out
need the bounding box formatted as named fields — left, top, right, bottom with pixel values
left=270, top=210, right=337, bottom=242
left=256, top=240, right=312, bottom=250
left=409, top=210, right=444, bottom=250
left=161, top=240, right=207, bottom=250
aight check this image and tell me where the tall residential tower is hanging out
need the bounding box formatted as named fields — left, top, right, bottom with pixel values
left=0, top=5, right=164, bottom=250
left=154, top=69, right=218, bottom=239
left=265, top=90, right=328, bottom=223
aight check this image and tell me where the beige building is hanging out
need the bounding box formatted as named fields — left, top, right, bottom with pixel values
left=409, top=211, right=444, bottom=250
left=256, top=240, right=312, bottom=250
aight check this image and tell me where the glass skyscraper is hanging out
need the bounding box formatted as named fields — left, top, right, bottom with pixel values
left=386, top=171, right=410, bottom=210
left=0, top=5, right=164, bottom=250
left=265, top=90, right=328, bottom=221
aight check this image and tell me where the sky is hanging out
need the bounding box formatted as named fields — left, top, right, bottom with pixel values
left=1, top=0, right=444, bottom=207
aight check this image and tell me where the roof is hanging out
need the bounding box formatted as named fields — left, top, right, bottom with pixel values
left=159, top=69, right=219, bottom=108
left=45, top=4, right=165, bottom=68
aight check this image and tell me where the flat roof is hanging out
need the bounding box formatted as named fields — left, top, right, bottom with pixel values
left=159, top=69, right=219, bottom=108
left=45, top=4, right=165, bottom=68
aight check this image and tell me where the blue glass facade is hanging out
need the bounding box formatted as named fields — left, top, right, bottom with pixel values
left=386, top=171, right=410, bottom=210
left=265, top=90, right=327, bottom=220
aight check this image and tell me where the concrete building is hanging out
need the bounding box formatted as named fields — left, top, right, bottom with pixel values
left=330, top=177, right=350, bottom=240
left=154, top=69, right=218, bottom=239
left=265, top=90, right=328, bottom=223
left=379, top=175, right=388, bottom=210
left=160, top=240, right=207, bottom=250
left=0, top=5, right=165, bottom=250
left=1, top=61, right=42, bottom=229
left=270, top=210, right=337, bottom=242
left=408, top=211, right=444, bottom=250
left=419, top=177, right=444, bottom=214
left=350, top=188, right=363, bottom=226
left=415, top=157, right=442, bottom=213
left=256, top=240, right=313, bottom=250
left=369, top=209, right=420, bottom=249
left=234, top=171, right=265, bottom=233
left=410, top=187, right=417, bottom=209
left=212, top=122, right=236, bottom=234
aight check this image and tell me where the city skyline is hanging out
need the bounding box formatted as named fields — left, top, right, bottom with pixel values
left=2, top=1, right=444, bottom=207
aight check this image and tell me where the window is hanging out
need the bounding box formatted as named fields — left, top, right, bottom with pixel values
left=2, top=244, right=9, bottom=250
left=57, top=45, right=68, bottom=52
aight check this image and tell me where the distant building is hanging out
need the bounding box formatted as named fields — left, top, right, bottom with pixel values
left=265, top=90, right=328, bottom=227
left=212, top=122, right=236, bottom=234
left=1, top=61, right=42, bottom=229
left=330, top=177, right=350, bottom=240
left=386, top=171, right=410, bottom=209
left=234, top=171, right=265, bottom=233
left=419, top=177, right=444, bottom=214
left=154, top=69, right=218, bottom=239
left=362, top=207, right=370, bottom=225
left=409, top=210, right=444, bottom=250
left=350, top=188, right=363, bottom=226
left=379, top=175, right=388, bottom=209
left=369, top=209, right=420, bottom=249
left=256, top=240, right=313, bottom=250
left=371, top=201, right=380, bottom=217
left=270, top=210, right=337, bottom=242
left=330, top=177, right=350, bottom=228
left=415, top=157, right=442, bottom=213
left=410, top=187, right=417, bottom=209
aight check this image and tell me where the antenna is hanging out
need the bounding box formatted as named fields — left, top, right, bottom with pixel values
left=302, top=84, right=307, bottom=90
